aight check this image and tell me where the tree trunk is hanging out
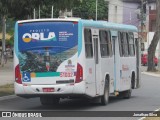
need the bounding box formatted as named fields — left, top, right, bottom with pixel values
left=147, top=0, right=160, bottom=71
left=1, top=15, right=6, bottom=67
left=147, top=31, right=160, bottom=71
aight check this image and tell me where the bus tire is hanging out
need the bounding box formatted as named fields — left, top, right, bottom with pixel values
left=100, top=78, right=109, bottom=105
left=131, top=72, right=135, bottom=89
left=40, top=96, right=59, bottom=105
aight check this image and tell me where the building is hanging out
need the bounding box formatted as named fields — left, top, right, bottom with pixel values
left=107, top=0, right=156, bottom=32
left=107, top=0, right=124, bottom=23
left=107, top=0, right=159, bottom=57
left=107, top=0, right=140, bottom=27
left=147, top=0, right=156, bottom=32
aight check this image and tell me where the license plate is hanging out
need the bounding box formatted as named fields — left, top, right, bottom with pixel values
left=43, top=88, right=54, bottom=92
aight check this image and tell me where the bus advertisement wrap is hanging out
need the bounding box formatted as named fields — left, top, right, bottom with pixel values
left=17, top=22, right=78, bottom=78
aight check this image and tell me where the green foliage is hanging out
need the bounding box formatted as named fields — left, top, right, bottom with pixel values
left=0, top=0, right=11, bottom=15
left=0, top=0, right=108, bottom=20
left=73, top=0, right=108, bottom=20
left=40, top=4, right=59, bottom=18
left=53, top=0, right=81, bottom=11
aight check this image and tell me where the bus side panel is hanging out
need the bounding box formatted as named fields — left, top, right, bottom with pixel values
left=14, top=22, right=25, bottom=94
left=72, top=22, right=86, bottom=94
left=100, top=57, right=114, bottom=94
left=119, top=58, right=135, bottom=91
left=80, top=27, right=97, bottom=97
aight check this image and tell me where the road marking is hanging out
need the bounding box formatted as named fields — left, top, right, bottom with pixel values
left=138, top=117, right=146, bottom=120
left=138, top=108, right=160, bottom=120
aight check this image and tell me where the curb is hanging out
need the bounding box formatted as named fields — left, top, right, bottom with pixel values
left=142, top=72, right=160, bottom=77
left=0, top=95, right=18, bottom=101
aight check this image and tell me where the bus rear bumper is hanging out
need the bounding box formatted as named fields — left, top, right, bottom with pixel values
left=14, top=81, right=86, bottom=98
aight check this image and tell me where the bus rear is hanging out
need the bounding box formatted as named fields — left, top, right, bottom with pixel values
left=14, top=20, right=84, bottom=100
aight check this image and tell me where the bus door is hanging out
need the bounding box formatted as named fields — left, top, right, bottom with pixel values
left=111, top=31, right=119, bottom=92
left=92, top=29, right=101, bottom=95
left=112, top=36, right=117, bottom=91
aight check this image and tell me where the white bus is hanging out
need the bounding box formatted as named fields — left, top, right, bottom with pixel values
left=14, top=18, right=141, bottom=105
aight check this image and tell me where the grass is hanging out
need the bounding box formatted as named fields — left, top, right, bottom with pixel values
left=0, top=84, right=14, bottom=97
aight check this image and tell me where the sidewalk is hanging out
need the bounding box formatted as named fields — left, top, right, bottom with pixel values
left=0, top=58, right=14, bottom=86
left=142, top=71, right=160, bottom=77
left=141, top=66, right=160, bottom=77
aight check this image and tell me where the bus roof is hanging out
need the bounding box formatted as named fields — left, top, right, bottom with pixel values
left=79, top=20, right=138, bottom=32
left=17, top=18, right=81, bottom=23
left=17, top=18, right=137, bottom=32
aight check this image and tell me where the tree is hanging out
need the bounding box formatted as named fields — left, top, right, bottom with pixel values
left=73, top=0, right=108, bottom=20
left=0, top=0, right=11, bottom=66
left=0, top=0, right=43, bottom=66
left=147, top=0, right=160, bottom=71
left=53, top=0, right=81, bottom=16
left=8, top=0, right=46, bottom=19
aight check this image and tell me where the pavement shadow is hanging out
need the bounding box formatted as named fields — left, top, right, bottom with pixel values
left=28, top=96, right=131, bottom=110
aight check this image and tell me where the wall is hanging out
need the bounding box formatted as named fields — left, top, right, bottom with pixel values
left=107, top=0, right=123, bottom=23
left=123, top=2, right=140, bottom=27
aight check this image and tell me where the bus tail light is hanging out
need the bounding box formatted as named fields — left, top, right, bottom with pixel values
left=15, top=64, right=22, bottom=84
left=75, top=63, right=83, bottom=83
left=73, top=21, right=78, bottom=24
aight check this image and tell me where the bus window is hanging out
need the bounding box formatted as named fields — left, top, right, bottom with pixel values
left=128, top=32, right=135, bottom=56
left=84, top=29, right=93, bottom=58
left=99, top=30, right=112, bottom=57
left=108, top=31, right=112, bottom=56
left=118, top=32, right=123, bottom=57
left=119, top=32, right=129, bottom=57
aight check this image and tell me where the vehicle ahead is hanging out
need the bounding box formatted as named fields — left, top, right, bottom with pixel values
left=141, top=54, right=158, bottom=66
left=14, top=18, right=141, bottom=106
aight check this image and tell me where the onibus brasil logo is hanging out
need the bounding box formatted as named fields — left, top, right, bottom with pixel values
left=22, top=32, right=56, bottom=43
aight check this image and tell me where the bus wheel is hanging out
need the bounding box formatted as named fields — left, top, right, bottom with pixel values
left=100, top=79, right=109, bottom=105
left=122, top=86, right=132, bottom=99
left=131, top=73, right=135, bottom=89
left=40, top=97, right=59, bottom=105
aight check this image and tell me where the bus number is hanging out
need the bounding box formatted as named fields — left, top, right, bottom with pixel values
left=60, top=72, right=74, bottom=77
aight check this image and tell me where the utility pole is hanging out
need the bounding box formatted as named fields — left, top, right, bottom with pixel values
left=158, top=0, right=160, bottom=71
left=141, top=0, right=144, bottom=39
left=51, top=6, right=54, bottom=18
left=33, top=8, right=36, bottom=19
left=96, top=0, right=98, bottom=21
left=39, top=5, right=41, bottom=19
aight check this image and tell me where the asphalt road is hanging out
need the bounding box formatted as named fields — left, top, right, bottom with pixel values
left=0, top=73, right=160, bottom=120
